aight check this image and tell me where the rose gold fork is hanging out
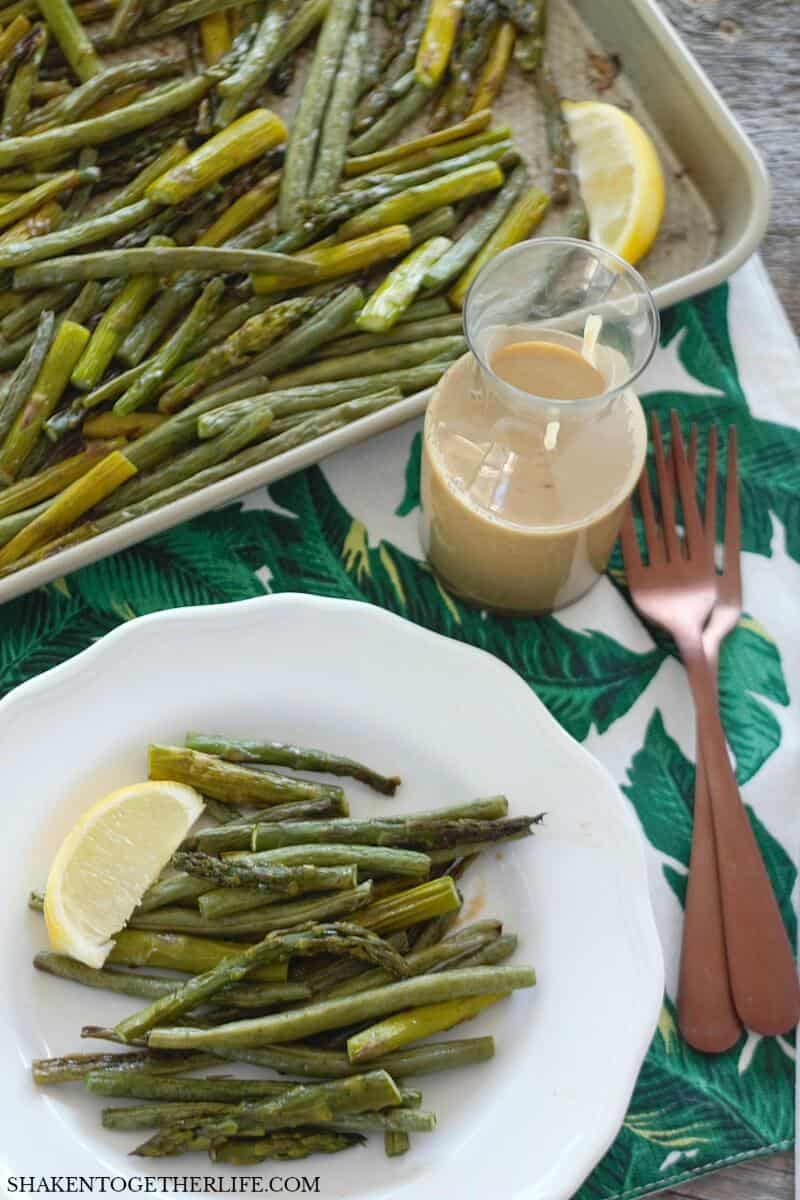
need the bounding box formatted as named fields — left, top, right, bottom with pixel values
left=620, top=412, right=800, bottom=1040
left=678, top=426, right=741, bottom=1053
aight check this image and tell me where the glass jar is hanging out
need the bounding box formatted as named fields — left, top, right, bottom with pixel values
left=419, top=237, right=659, bottom=613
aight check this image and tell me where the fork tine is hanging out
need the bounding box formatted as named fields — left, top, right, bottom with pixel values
left=687, top=425, right=698, bottom=475
left=722, top=426, right=742, bottom=595
left=705, top=425, right=718, bottom=545
left=651, top=414, right=681, bottom=560
left=670, top=411, right=706, bottom=559
left=618, top=502, right=642, bottom=576
left=638, top=464, right=665, bottom=565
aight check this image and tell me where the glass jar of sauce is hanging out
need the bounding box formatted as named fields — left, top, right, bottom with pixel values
left=419, top=238, right=659, bottom=613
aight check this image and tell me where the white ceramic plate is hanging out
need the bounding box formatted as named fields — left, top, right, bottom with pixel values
left=0, top=594, right=664, bottom=1199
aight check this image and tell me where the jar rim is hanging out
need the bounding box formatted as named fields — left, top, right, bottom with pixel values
left=463, top=236, right=660, bottom=412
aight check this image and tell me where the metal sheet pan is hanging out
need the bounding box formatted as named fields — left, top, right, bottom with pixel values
left=0, top=0, right=769, bottom=605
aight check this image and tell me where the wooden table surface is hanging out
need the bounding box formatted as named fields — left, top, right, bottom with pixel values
left=660, top=0, right=799, bottom=335
left=609, top=3, right=796, bottom=1199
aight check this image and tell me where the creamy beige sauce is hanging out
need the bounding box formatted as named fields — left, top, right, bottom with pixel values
left=420, top=344, right=647, bottom=613
left=491, top=340, right=606, bottom=401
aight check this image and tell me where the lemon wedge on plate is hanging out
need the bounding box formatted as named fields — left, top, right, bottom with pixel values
left=44, top=781, right=203, bottom=968
left=561, top=100, right=665, bottom=265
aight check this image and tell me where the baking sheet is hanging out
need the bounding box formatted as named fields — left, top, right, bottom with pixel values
left=0, top=0, right=764, bottom=603
left=268, top=0, right=719, bottom=289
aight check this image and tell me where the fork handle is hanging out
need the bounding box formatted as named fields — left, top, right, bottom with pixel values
left=678, top=739, right=742, bottom=1053
left=683, top=644, right=800, bottom=1036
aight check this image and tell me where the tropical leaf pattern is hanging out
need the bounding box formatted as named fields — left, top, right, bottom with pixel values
left=0, top=280, right=796, bottom=1200
left=395, top=431, right=422, bottom=517
left=582, top=1002, right=793, bottom=1200
left=622, top=711, right=796, bottom=943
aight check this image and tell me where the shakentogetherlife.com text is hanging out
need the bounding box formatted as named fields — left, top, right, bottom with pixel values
left=5, top=1178, right=322, bottom=1194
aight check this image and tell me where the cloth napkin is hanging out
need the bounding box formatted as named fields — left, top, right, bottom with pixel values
left=1, top=255, right=797, bottom=1199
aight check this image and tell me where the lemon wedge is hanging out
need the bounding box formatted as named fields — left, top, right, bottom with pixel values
left=44, top=781, right=204, bottom=968
left=561, top=100, right=665, bottom=265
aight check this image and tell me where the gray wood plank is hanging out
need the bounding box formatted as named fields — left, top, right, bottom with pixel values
left=658, top=0, right=799, bottom=332
left=660, top=1149, right=792, bottom=1199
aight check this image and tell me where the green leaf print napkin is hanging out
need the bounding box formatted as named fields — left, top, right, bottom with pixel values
left=1, top=258, right=798, bottom=1198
